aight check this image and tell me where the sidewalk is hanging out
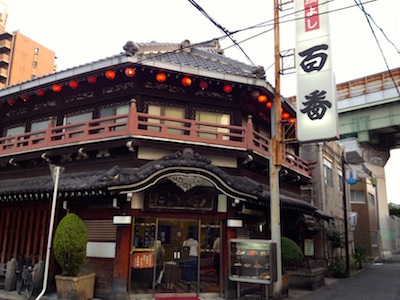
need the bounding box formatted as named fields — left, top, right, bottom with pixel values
left=0, top=279, right=338, bottom=300
left=287, top=277, right=338, bottom=299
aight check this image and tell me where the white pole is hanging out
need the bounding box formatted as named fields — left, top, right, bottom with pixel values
left=35, top=165, right=62, bottom=300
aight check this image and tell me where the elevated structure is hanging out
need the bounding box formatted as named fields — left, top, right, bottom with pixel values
left=338, top=68, right=400, bottom=164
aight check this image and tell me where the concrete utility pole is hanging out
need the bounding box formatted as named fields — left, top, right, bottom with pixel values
left=341, top=153, right=350, bottom=276
left=271, top=0, right=283, bottom=298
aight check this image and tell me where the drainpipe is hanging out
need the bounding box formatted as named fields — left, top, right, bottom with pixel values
left=318, top=143, right=326, bottom=212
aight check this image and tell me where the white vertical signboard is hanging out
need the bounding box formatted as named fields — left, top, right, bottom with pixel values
left=295, top=0, right=339, bottom=142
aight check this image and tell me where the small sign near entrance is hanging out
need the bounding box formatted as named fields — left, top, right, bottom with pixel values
left=304, top=239, right=314, bottom=256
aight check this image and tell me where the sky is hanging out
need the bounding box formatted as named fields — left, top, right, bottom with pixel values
left=3, top=0, right=400, bottom=203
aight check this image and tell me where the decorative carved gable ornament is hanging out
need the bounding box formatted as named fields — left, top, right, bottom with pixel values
left=167, top=174, right=206, bottom=192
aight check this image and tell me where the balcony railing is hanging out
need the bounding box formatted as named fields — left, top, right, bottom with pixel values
left=0, top=101, right=310, bottom=176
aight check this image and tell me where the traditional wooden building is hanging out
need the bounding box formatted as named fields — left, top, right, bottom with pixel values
left=0, top=40, right=329, bottom=299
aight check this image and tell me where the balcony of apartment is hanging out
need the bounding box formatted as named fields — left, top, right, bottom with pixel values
left=0, top=53, right=10, bottom=64
left=0, top=101, right=310, bottom=177
left=0, top=39, right=11, bottom=49
left=0, top=67, right=8, bottom=78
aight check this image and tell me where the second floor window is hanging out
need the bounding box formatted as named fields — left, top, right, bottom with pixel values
left=63, top=112, right=93, bottom=138
left=350, top=190, right=365, bottom=203
left=368, top=192, right=375, bottom=206
left=5, top=125, right=25, bottom=137
left=100, top=105, right=129, bottom=131
left=147, top=105, right=185, bottom=134
left=338, top=169, right=343, bottom=192
left=195, top=111, right=230, bottom=140
left=324, top=158, right=333, bottom=187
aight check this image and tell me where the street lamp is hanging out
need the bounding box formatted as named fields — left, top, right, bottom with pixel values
left=35, top=164, right=65, bottom=300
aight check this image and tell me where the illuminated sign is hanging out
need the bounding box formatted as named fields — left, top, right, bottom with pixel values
left=295, top=0, right=339, bottom=142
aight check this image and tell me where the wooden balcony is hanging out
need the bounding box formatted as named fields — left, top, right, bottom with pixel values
left=0, top=101, right=310, bottom=177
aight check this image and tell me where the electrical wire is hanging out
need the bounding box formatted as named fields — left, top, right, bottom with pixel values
left=187, top=0, right=256, bottom=67
left=353, top=0, right=400, bottom=97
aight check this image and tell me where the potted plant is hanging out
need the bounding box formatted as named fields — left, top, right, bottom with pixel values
left=281, top=237, right=304, bottom=269
left=281, top=237, right=304, bottom=296
left=53, top=213, right=95, bottom=300
left=353, top=244, right=369, bottom=270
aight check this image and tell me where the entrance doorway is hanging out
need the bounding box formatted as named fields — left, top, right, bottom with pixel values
left=130, top=217, right=221, bottom=298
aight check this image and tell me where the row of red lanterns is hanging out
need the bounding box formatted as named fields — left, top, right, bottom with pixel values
left=3, top=67, right=232, bottom=106
left=2, top=68, right=291, bottom=121
left=5, top=72, right=108, bottom=106
left=255, top=91, right=296, bottom=123
left=107, top=68, right=234, bottom=93
left=154, top=71, right=233, bottom=93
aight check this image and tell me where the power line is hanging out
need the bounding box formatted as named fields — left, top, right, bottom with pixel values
left=187, top=0, right=256, bottom=67
left=220, top=0, right=378, bottom=67
left=354, top=0, right=400, bottom=97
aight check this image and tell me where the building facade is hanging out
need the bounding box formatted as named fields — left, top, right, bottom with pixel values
left=0, top=40, right=333, bottom=299
left=0, top=30, right=56, bottom=89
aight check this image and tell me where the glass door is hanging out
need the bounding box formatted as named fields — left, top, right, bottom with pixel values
left=199, top=220, right=221, bottom=296
left=130, top=218, right=222, bottom=297
left=155, top=219, right=199, bottom=294
left=130, top=217, right=200, bottom=297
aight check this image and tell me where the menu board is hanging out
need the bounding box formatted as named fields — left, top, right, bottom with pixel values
left=132, top=252, right=155, bottom=269
left=229, top=239, right=277, bottom=284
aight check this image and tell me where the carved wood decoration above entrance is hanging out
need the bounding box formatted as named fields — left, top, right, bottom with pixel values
left=167, top=174, right=206, bottom=192
left=144, top=182, right=216, bottom=213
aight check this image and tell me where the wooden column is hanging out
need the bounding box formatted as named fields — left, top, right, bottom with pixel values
left=111, top=221, right=131, bottom=300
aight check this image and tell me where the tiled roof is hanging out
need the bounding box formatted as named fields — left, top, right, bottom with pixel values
left=0, top=39, right=268, bottom=97
left=124, top=39, right=266, bottom=80
left=0, top=149, right=316, bottom=215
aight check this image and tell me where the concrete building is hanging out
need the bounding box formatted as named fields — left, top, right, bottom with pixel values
left=0, top=31, right=56, bottom=88
left=0, top=2, right=56, bottom=89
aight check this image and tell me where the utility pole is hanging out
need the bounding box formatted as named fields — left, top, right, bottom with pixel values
left=271, top=0, right=283, bottom=298
left=341, top=152, right=350, bottom=276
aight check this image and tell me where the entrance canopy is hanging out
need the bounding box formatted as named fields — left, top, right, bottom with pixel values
left=0, top=148, right=322, bottom=217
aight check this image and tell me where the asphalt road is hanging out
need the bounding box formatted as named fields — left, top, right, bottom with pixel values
left=298, top=255, right=400, bottom=300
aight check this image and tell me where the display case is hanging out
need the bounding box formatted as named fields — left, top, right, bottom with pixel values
left=229, top=239, right=277, bottom=284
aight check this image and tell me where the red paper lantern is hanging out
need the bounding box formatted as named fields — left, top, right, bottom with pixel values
left=87, top=76, right=97, bottom=84
left=52, top=84, right=62, bottom=93
left=7, top=98, right=16, bottom=106
left=282, top=112, right=290, bottom=119
left=156, top=73, right=166, bottom=83
left=125, top=68, right=136, bottom=77
left=265, top=102, right=272, bottom=109
left=21, top=94, right=30, bottom=101
left=199, top=80, right=209, bottom=90
left=69, top=80, right=79, bottom=89
left=288, top=117, right=296, bottom=123
left=105, top=70, right=116, bottom=80
left=257, top=95, right=267, bottom=103
left=223, top=84, right=233, bottom=93
left=36, top=90, right=45, bottom=97
left=181, top=77, right=192, bottom=87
